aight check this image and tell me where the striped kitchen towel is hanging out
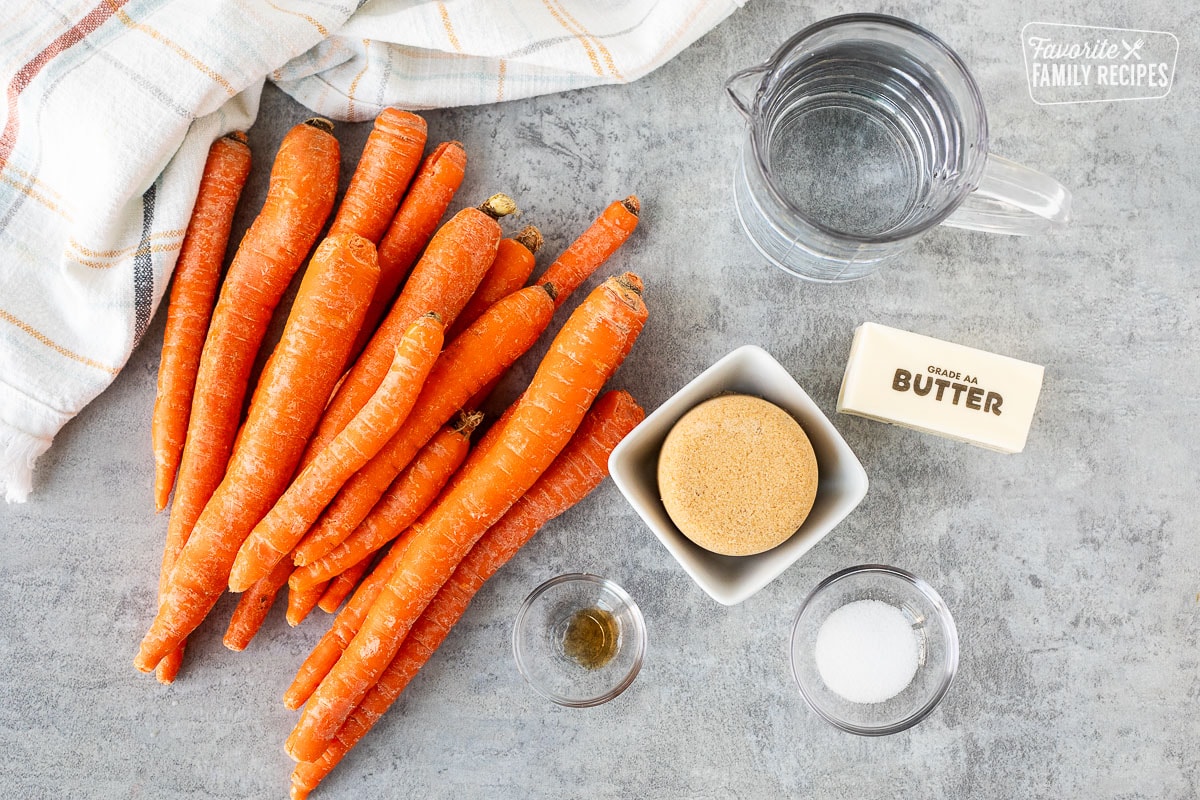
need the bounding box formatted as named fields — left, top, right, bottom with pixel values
left=0, top=0, right=744, bottom=502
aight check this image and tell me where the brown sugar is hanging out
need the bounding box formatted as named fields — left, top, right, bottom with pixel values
left=657, top=394, right=818, bottom=556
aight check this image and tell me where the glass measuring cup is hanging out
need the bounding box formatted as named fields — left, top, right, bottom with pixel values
left=726, top=13, right=1072, bottom=282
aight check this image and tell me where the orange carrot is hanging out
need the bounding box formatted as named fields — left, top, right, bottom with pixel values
left=152, top=131, right=252, bottom=513
left=442, top=390, right=644, bottom=586
left=316, top=555, right=374, bottom=614
left=441, top=275, right=645, bottom=498
left=285, top=273, right=647, bottom=762
left=228, top=313, right=444, bottom=592
left=134, top=233, right=379, bottom=674
left=461, top=196, right=636, bottom=412
left=288, top=390, right=644, bottom=797
left=283, top=538, right=413, bottom=711
left=289, top=413, right=479, bottom=591
left=443, top=277, right=639, bottom=503
left=540, top=196, right=639, bottom=308
left=151, top=120, right=337, bottom=682
left=150, top=132, right=252, bottom=683
left=445, top=225, right=542, bottom=341
left=153, top=640, right=188, bottom=686
left=301, top=194, right=514, bottom=472
left=352, top=141, right=468, bottom=355
left=223, top=556, right=292, bottom=652
left=290, top=283, right=556, bottom=567
left=327, top=108, right=426, bottom=244
left=287, top=580, right=327, bottom=627
left=451, top=275, right=643, bottom=493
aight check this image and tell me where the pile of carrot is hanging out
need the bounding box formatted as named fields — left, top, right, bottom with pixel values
left=141, top=107, right=647, bottom=795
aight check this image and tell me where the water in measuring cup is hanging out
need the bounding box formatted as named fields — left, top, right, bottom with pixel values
left=763, top=39, right=965, bottom=239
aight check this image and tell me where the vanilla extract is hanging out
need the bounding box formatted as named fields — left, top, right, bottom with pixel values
left=561, top=606, right=620, bottom=670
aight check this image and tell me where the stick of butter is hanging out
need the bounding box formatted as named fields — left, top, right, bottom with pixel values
left=837, top=322, right=1044, bottom=454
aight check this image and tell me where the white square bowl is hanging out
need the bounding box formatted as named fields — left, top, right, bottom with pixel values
left=608, top=345, right=869, bottom=606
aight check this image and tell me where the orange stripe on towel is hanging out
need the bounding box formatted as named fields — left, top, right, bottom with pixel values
left=0, top=308, right=120, bottom=375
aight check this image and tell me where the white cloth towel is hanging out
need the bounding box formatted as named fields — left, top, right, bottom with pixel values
left=0, top=0, right=743, bottom=502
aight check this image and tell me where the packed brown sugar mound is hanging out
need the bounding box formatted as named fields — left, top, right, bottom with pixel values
left=657, top=394, right=818, bottom=556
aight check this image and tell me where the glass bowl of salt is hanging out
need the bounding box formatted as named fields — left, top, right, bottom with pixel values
left=789, top=564, right=958, bottom=735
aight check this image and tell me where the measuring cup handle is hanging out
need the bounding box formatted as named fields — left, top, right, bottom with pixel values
left=725, top=65, right=769, bottom=119
left=943, top=154, right=1072, bottom=235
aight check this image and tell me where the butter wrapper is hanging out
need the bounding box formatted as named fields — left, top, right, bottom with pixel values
left=837, top=322, right=1044, bottom=454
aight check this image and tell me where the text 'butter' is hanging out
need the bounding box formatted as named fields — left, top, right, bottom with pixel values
left=836, top=323, right=1044, bottom=454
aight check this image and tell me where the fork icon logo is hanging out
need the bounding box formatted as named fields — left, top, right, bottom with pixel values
left=1122, top=38, right=1144, bottom=60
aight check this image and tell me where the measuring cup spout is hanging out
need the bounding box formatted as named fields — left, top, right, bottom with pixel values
left=725, top=64, right=768, bottom=118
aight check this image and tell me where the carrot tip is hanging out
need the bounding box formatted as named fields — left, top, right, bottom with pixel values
left=224, top=130, right=249, bottom=145
left=615, top=273, right=643, bottom=296
left=379, top=107, right=427, bottom=130
left=515, top=224, right=544, bottom=254
left=622, top=195, right=640, bottom=216
left=540, top=281, right=558, bottom=302
left=287, top=603, right=315, bottom=627
left=304, top=117, right=335, bottom=134
left=290, top=779, right=312, bottom=800
left=479, top=193, right=518, bottom=220
left=453, top=410, right=485, bottom=438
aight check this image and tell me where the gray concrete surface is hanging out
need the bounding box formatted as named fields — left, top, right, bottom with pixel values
left=3, top=1, right=1198, bottom=798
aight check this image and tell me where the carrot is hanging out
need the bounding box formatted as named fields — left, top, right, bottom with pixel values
left=285, top=412, right=487, bottom=706
left=289, top=412, right=480, bottom=590
left=223, top=556, right=292, bottom=652
left=450, top=390, right=644, bottom=580
left=352, top=141, right=468, bottom=355
left=288, top=580, right=327, bottom=627
left=290, top=283, right=557, bottom=567
left=134, top=233, right=379, bottom=674
left=441, top=389, right=643, bottom=586
left=300, top=193, right=514, bottom=472
left=152, top=641, right=188, bottom=686
left=288, top=390, right=644, bottom=798
left=150, top=120, right=337, bottom=682
left=228, top=313, right=445, bottom=593
left=285, top=273, right=647, bottom=762
left=327, top=108, right=426, bottom=244
left=461, top=196, right=636, bottom=413
left=540, top=196, right=640, bottom=308
left=438, top=274, right=646, bottom=501
left=152, top=131, right=252, bottom=513
left=449, top=273, right=643, bottom=493
left=316, top=555, right=374, bottom=614
left=445, top=225, right=543, bottom=341
left=283, top=538, right=413, bottom=711
left=150, top=132, right=252, bottom=683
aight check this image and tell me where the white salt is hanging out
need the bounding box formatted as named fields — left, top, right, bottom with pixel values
left=814, top=599, right=919, bottom=704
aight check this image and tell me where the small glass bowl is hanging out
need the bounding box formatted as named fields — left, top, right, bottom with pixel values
left=512, top=573, right=647, bottom=707
left=790, top=564, right=958, bottom=735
